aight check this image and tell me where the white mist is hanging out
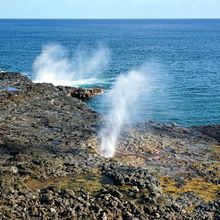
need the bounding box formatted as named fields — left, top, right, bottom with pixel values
left=33, top=43, right=110, bottom=87
left=100, top=68, right=150, bottom=158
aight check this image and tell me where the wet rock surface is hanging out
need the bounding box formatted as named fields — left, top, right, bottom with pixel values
left=0, top=72, right=101, bottom=155
left=0, top=72, right=220, bottom=219
left=57, top=86, right=104, bottom=100
left=192, top=124, right=220, bottom=143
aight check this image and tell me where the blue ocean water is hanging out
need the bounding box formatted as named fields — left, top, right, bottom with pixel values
left=0, top=19, right=220, bottom=126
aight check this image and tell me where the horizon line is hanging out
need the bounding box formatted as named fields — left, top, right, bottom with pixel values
left=0, top=18, right=220, bottom=20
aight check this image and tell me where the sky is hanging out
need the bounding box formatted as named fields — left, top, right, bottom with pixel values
left=0, top=0, right=220, bottom=19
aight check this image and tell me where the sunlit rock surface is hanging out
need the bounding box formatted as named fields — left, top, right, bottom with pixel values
left=0, top=72, right=219, bottom=219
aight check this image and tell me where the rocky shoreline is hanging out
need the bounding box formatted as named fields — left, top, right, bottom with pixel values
left=0, top=72, right=219, bottom=219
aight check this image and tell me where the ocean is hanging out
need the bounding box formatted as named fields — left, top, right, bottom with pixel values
left=0, top=19, right=219, bottom=126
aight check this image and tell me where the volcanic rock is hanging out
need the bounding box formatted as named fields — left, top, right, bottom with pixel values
left=192, top=124, right=220, bottom=143
left=57, top=86, right=104, bottom=99
left=0, top=72, right=219, bottom=219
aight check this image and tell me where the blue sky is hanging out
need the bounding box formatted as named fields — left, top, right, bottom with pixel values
left=0, top=0, right=220, bottom=19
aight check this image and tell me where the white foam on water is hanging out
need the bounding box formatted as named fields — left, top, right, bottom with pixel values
left=33, top=43, right=110, bottom=87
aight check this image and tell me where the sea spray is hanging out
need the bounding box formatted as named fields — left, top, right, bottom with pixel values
left=100, top=68, right=149, bottom=158
left=33, top=43, right=110, bottom=86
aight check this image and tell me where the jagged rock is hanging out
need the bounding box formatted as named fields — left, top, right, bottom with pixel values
left=0, top=72, right=219, bottom=219
left=57, top=86, right=104, bottom=99
left=0, top=71, right=32, bottom=87
left=192, top=124, right=220, bottom=142
left=0, top=72, right=101, bottom=155
left=0, top=72, right=103, bottom=100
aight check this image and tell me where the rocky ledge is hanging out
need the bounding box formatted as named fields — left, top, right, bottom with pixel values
left=0, top=72, right=219, bottom=220
left=0, top=71, right=103, bottom=99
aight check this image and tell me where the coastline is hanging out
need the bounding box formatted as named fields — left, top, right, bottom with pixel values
left=0, top=72, right=219, bottom=219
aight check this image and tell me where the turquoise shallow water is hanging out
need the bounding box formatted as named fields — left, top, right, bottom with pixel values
left=0, top=19, right=219, bottom=126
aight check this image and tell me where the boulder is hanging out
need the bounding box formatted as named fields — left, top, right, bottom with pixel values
left=57, top=86, right=104, bottom=100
